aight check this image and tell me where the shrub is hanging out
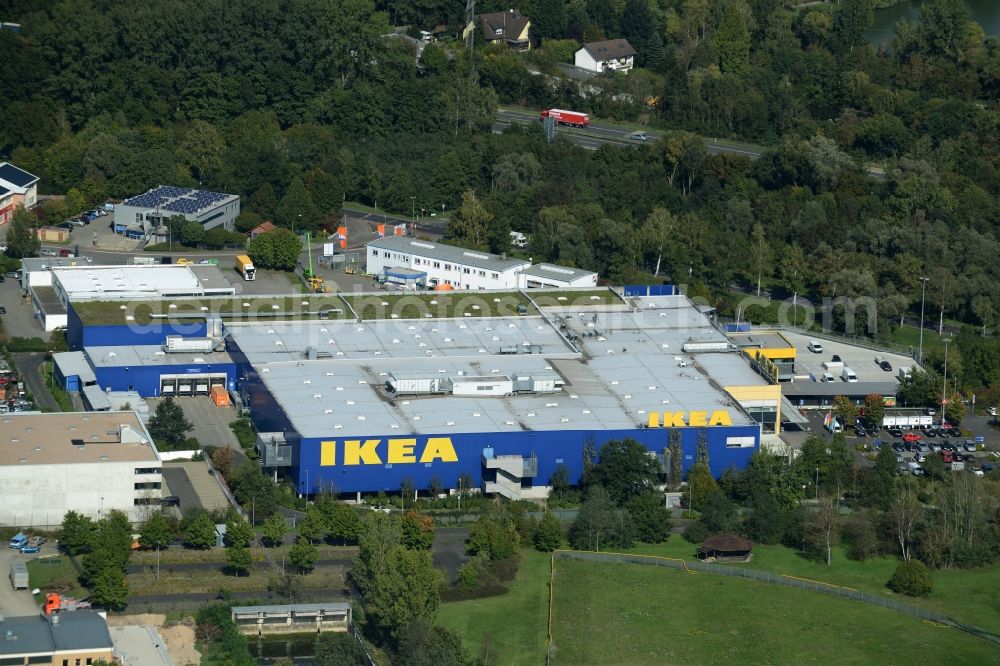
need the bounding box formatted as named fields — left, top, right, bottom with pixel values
left=887, top=560, right=933, bottom=597
left=682, top=521, right=712, bottom=544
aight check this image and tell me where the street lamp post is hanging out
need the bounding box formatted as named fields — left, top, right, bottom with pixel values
left=941, top=338, right=951, bottom=425
left=918, top=277, right=929, bottom=363
left=410, top=196, right=416, bottom=222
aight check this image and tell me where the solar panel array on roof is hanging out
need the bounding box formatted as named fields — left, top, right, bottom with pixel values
left=123, top=185, right=232, bottom=214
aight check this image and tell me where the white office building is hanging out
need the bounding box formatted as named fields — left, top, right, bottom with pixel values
left=116, top=185, right=240, bottom=235
left=367, top=237, right=531, bottom=290
left=0, top=412, right=163, bottom=527
left=366, top=237, right=598, bottom=290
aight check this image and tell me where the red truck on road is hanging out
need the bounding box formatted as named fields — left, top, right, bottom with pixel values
left=540, top=109, right=590, bottom=127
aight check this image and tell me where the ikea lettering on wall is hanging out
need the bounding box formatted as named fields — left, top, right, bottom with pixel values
left=320, top=437, right=459, bottom=466
left=647, top=411, right=733, bottom=428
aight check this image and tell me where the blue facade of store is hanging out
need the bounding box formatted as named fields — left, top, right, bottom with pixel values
left=68, top=305, right=208, bottom=350
left=92, top=361, right=239, bottom=397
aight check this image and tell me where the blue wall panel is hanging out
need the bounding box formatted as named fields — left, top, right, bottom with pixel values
left=69, top=306, right=209, bottom=350
left=286, top=425, right=760, bottom=495
left=93, top=362, right=238, bottom=397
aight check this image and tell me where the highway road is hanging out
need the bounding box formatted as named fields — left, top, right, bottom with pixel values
left=495, top=108, right=764, bottom=157
left=495, top=108, right=885, bottom=179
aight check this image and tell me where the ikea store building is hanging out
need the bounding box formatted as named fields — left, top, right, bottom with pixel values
left=67, top=288, right=780, bottom=499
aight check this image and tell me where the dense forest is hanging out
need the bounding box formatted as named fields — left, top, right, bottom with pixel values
left=0, top=0, right=998, bottom=397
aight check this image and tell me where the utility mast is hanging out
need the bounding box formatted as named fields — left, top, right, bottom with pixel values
left=465, top=0, right=475, bottom=53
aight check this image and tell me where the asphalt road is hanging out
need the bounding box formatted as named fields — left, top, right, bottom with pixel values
left=11, top=352, right=58, bottom=411
left=496, top=108, right=763, bottom=157
left=496, top=109, right=886, bottom=179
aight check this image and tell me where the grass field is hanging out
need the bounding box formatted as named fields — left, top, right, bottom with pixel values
left=621, top=540, right=1000, bottom=634
left=437, top=550, right=550, bottom=664
left=550, top=559, right=999, bottom=665
left=27, top=555, right=87, bottom=598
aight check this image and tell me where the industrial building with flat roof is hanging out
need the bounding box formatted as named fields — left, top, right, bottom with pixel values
left=115, top=185, right=240, bottom=235
left=59, top=284, right=779, bottom=500
left=230, top=292, right=776, bottom=499
left=0, top=412, right=162, bottom=527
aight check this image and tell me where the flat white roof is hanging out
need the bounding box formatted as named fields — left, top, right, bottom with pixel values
left=231, top=295, right=766, bottom=438
left=520, top=263, right=597, bottom=281
left=52, top=265, right=234, bottom=301
left=53, top=351, right=96, bottom=384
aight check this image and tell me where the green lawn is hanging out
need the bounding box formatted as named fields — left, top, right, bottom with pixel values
left=347, top=292, right=535, bottom=320
left=437, top=550, right=550, bottom=664
left=550, top=559, right=999, bottom=665
left=620, top=540, right=1000, bottom=635
left=889, top=324, right=948, bottom=356
left=27, top=555, right=86, bottom=598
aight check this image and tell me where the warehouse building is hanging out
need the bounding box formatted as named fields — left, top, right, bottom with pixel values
left=0, top=412, right=162, bottom=527
left=115, top=185, right=240, bottom=235
left=229, top=292, right=773, bottom=499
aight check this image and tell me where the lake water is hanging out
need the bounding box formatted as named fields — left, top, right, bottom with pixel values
left=867, top=0, right=1000, bottom=46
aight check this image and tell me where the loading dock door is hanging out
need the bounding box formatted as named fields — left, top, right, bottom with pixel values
left=194, top=379, right=210, bottom=395
left=160, top=378, right=177, bottom=395
left=177, top=379, right=193, bottom=395
left=210, top=376, right=226, bottom=388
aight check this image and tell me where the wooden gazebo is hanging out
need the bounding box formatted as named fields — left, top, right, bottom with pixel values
left=698, top=534, right=753, bottom=562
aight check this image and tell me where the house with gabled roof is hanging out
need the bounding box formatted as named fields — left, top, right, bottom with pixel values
left=574, top=39, right=637, bottom=74
left=474, top=9, right=531, bottom=51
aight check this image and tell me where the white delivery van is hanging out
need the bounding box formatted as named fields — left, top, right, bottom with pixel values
left=807, top=340, right=823, bottom=353
left=822, top=372, right=835, bottom=383
left=841, top=367, right=858, bottom=382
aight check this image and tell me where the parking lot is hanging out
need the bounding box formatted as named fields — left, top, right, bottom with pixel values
left=781, top=330, right=915, bottom=384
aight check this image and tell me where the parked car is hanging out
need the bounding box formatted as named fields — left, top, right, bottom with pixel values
left=903, top=432, right=921, bottom=443
left=941, top=450, right=954, bottom=463
left=892, top=442, right=904, bottom=452
left=948, top=427, right=962, bottom=438
left=855, top=426, right=867, bottom=438
left=160, top=495, right=180, bottom=507
left=19, top=544, right=40, bottom=554
left=981, top=463, right=995, bottom=473
left=41, top=248, right=58, bottom=256
left=67, top=217, right=86, bottom=227
left=925, top=428, right=936, bottom=438
left=988, top=406, right=997, bottom=417
left=879, top=360, right=892, bottom=371
left=964, top=440, right=977, bottom=452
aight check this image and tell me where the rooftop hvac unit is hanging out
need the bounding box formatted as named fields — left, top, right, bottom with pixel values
left=164, top=335, right=216, bottom=353
left=681, top=341, right=731, bottom=353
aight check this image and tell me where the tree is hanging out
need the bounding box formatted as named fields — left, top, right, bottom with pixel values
left=715, top=4, right=751, bottom=74
left=832, top=395, right=858, bottom=428
left=743, top=489, right=784, bottom=544
left=569, top=486, right=634, bottom=551
left=60, top=510, right=97, bottom=556
left=315, top=631, right=368, bottom=666
left=668, top=432, right=682, bottom=489
left=686, top=462, right=719, bottom=511
left=396, top=621, right=471, bottom=666
left=225, top=513, right=255, bottom=548
left=321, top=500, right=362, bottom=545
left=864, top=444, right=898, bottom=510
left=534, top=512, right=563, bottom=552
left=298, top=505, right=327, bottom=544
left=275, top=177, right=322, bottom=232
left=401, top=511, right=436, bottom=551
left=179, top=220, right=206, bottom=246
left=262, top=512, right=287, bottom=547
left=210, top=447, right=237, bottom=480
left=532, top=0, right=566, bottom=39
left=139, top=512, right=172, bottom=550
left=90, top=566, right=129, bottom=610
left=886, top=490, right=922, bottom=561
left=806, top=498, right=840, bottom=566
left=467, top=512, right=520, bottom=561
left=148, top=397, right=192, bottom=447
left=6, top=206, right=39, bottom=258
left=226, top=543, right=252, bottom=577
left=887, top=560, right=933, bottom=597
left=247, top=228, right=302, bottom=271
left=749, top=222, right=771, bottom=297
left=549, top=464, right=570, bottom=501
left=289, top=537, right=319, bottom=574
left=641, top=208, right=675, bottom=277
left=586, top=438, right=662, bottom=506
left=834, top=0, right=874, bottom=52
left=185, top=513, right=216, bottom=550
left=445, top=190, right=491, bottom=251
left=626, top=492, right=673, bottom=544
left=353, top=545, right=443, bottom=646
left=863, top=394, right=885, bottom=429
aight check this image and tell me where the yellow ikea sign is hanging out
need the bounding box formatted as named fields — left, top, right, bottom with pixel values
left=647, top=411, right=732, bottom=428
left=320, top=437, right=458, bottom=466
